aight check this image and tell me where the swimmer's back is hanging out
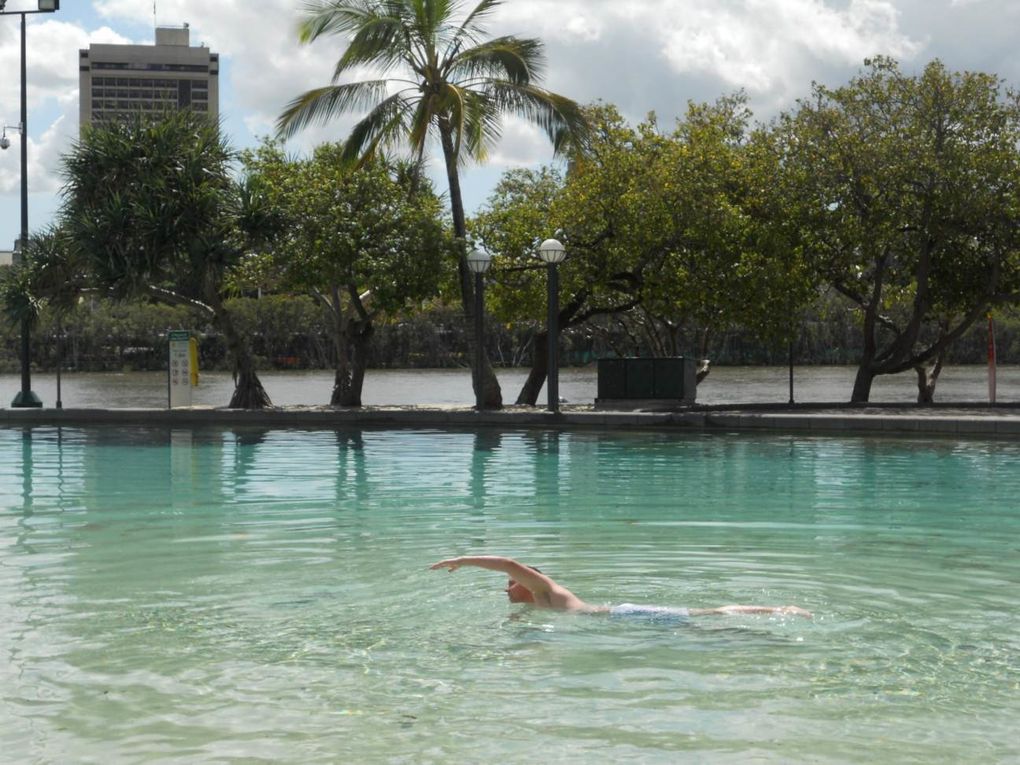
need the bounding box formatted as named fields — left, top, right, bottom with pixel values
left=609, top=603, right=690, bottom=622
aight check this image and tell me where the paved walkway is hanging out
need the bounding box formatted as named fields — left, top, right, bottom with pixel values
left=3, top=402, right=1020, bottom=437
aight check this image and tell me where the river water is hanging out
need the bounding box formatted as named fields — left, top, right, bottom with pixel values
left=0, top=364, right=1015, bottom=408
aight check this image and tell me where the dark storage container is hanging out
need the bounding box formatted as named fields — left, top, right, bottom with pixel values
left=597, top=357, right=696, bottom=403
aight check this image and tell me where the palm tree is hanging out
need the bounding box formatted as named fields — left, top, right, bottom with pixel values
left=277, top=0, right=588, bottom=409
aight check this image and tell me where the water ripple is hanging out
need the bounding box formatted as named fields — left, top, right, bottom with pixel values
left=1, top=425, right=1019, bottom=762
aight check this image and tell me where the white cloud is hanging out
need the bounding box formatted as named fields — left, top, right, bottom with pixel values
left=563, top=14, right=604, bottom=43
left=1, top=20, right=95, bottom=115
left=0, top=104, right=77, bottom=197
left=1, top=0, right=1018, bottom=244
left=487, top=120, right=554, bottom=167
left=95, top=0, right=181, bottom=26
left=0, top=20, right=113, bottom=198
left=497, top=1, right=921, bottom=105
left=36, top=1, right=924, bottom=165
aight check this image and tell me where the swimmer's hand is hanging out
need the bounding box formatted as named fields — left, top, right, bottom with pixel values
left=430, top=558, right=465, bottom=572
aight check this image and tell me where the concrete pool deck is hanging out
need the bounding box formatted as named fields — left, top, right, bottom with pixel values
left=3, top=401, right=1020, bottom=438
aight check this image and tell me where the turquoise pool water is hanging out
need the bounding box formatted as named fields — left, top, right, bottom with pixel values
left=1, top=426, right=1018, bottom=763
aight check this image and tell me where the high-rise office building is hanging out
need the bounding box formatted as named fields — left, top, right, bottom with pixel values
left=79, top=25, right=219, bottom=126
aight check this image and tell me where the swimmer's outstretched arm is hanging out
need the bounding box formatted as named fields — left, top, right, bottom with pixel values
left=430, top=556, right=552, bottom=592
left=430, top=556, right=595, bottom=611
left=431, top=555, right=567, bottom=599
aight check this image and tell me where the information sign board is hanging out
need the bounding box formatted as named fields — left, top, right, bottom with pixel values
left=168, top=330, right=195, bottom=408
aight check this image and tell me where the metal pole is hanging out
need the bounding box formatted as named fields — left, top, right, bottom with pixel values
left=547, top=262, right=559, bottom=413
left=12, top=10, right=41, bottom=407
left=787, top=338, right=795, bottom=403
left=19, top=12, right=27, bottom=247
left=474, top=271, right=484, bottom=410
left=55, top=318, right=62, bottom=409
left=988, top=312, right=996, bottom=404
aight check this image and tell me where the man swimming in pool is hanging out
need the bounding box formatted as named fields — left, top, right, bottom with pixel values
left=429, top=555, right=811, bottom=618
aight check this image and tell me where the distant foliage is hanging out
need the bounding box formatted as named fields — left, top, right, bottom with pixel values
left=2, top=295, right=1017, bottom=374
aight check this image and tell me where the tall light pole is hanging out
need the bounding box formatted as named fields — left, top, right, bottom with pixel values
left=465, top=248, right=492, bottom=410
left=538, top=238, right=566, bottom=413
left=2, top=0, right=59, bottom=408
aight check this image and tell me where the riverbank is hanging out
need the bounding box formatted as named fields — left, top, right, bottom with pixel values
left=4, top=401, right=1020, bottom=438
left=2, top=364, right=1018, bottom=410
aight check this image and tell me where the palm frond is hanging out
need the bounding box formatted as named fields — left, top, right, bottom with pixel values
left=276, top=80, right=390, bottom=138
left=486, top=81, right=590, bottom=155
left=447, top=35, right=543, bottom=85
left=410, top=0, right=455, bottom=43
left=441, top=0, right=499, bottom=62
left=298, top=0, right=384, bottom=43
left=407, top=96, right=436, bottom=152
left=333, top=15, right=409, bottom=79
left=342, top=91, right=417, bottom=162
left=458, top=89, right=502, bottom=164
left=457, top=0, right=501, bottom=36
left=438, top=80, right=470, bottom=159
left=281, top=0, right=586, bottom=190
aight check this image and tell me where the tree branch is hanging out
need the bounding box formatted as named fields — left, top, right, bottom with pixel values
left=144, top=285, right=214, bottom=316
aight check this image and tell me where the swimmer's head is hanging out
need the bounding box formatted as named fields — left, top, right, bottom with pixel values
left=505, top=578, right=533, bottom=603
left=505, top=566, right=542, bottom=604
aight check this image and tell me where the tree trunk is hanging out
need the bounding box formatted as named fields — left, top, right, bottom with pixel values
left=851, top=364, right=875, bottom=403
left=208, top=291, right=271, bottom=409
left=438, top=119, right=502, bottom=409
left=330, top=299, right=353, bottom=405
left=331, top=319, right=373, bottom=407
left=695, top=328, right=713, bottom=385
left=228, top=363, right=270, bottom=408
left=515, top=331, right=549, bottom=405
left=696, top=359, right=711, bottom=384
left=914, top=354, right=944, bottom=405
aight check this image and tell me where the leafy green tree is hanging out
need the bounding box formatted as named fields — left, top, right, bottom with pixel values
left=779, top=58, right=1020, bottom=402
left=0, top=252, right=43, bottom=341
left=243, top=141, right=448, bottom=405
left=638, top=95, right=807, bottom=361
left=0, top=230, right=86, bottom=387
left=470, top=165, right=567, bottom=403
left=276, top=0, right=588, bottom=408
left=60, top=111, right=274, bottom=408
left=475, top=98, right=813, bottom=404
left=25, top=229, right=88, bottom=315
left=0, top=254, right=42, bottom=402
left=474, top=104, right=661, bottom=404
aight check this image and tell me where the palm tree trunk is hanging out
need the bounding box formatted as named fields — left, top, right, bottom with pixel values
left=439, top=120, right=502, bottom=409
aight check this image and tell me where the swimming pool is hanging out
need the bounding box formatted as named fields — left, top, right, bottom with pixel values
left=1, top=426, right=1018, bottom=762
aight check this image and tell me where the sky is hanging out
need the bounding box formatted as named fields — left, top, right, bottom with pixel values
left=1, top=0, right=1019, bottom=249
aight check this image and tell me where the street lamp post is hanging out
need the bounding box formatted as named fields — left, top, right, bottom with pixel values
left=2, top=0, right=60, bottom=408
left=538, top=238, right=566, bottom=413
left=465, top=248, right=492, bottom=410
